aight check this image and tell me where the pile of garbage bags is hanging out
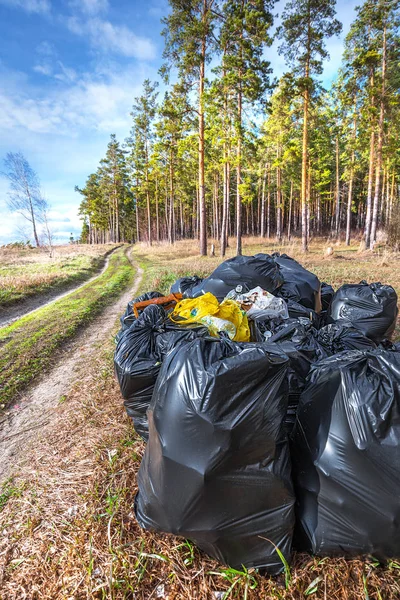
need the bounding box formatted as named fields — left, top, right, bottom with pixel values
left=114, top=252, right=399, bottom=574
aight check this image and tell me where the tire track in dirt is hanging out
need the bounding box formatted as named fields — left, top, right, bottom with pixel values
left=0, top=255, right=143, bottom=483
left=0, top=247, right=120, bottom=329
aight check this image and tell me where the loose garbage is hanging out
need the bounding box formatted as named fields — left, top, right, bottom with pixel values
left=135, top=337, right=295, bottom=574
left=291, top=349, right=400, bottom=560
left=170, top=292, right=251, bottom=341
left=114, top=251, right=399, bottom=573
left=230, top=285, right=289, bottom=321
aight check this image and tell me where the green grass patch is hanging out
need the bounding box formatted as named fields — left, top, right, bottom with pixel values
left=0, top=246, right=121, bottom=308
left=0, top=479, right=23, bottom=512
left=0, top=247, right=134, bottom=408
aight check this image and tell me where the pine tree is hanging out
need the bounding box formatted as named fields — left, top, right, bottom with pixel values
left=161, top=0, right=218, bottom=255
left=98, top=134, right=132, bottom=243
left=154, top=85, right=190, bottom=244
left=279, top=0, right=342, bottom=251
left=219, top=0, right=275, bottom=255
left=126, top=80, right=159, bottom=245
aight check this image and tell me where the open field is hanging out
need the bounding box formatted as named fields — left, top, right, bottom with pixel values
left=0, top=246, right=134, bottom=409
left=138, top=235, right=400, bottom=312
left=0, top=237, right=400, bottom=600
left=0, top=244, right=119, bottom=308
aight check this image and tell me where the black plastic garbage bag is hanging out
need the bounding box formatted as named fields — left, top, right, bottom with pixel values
left=272, top=253, right=321, bottom=312
left=321, top=282, right=335, bottom=311
left=114, top=305, right=207, bottom=440
left=190, top=254, right=283, bottom=300
left=135, top=337, right=295, bottom=573
left=268, top=320, right=327, bottom=432
left=285, top=299, right=321, bottom=328
left=292, top=349, right=400, bottom=559
left=328, top=281, right=398, bottom=343
left=316, top=323, right=376, bottom=354
left=118, top=291, right=163, bottom=335
left=170, top=276, right=203, bottom=298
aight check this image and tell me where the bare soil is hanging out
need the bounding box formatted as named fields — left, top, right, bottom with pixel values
left=0, top=248, right=119, bottom=329
left=0, top=261, right=143, bottom=484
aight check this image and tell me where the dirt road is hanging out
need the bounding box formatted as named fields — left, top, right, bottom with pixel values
left=0, top=248, right=120, bottom=329
left=0, top=259, right=143, bottom=484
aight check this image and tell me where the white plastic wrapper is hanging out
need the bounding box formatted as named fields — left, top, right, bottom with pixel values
left=234, top=286, right=289, bottom=320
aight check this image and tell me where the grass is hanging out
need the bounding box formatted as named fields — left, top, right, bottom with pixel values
left=0, top=246, right=134, bottom=408
left=0, top=236, right=400, bottom=599
left=0, top=479, right=22, bottom=512
left=0, top=243, right=120, bottom=307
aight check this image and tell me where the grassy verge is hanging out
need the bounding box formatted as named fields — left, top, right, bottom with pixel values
left=133, top=236, right=400, bottom=297
left=0, top=246, right=134, bottom=408
left=0, top=244, right=121, bottom=308
left=1, top=239, right=400, bottom=598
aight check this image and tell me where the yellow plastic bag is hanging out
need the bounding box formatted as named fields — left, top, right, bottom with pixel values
left=219, top=299, right=250, bottom=342
left=171, top=292, right=220, bottom=323
left=171, top=293, right=250, bottom=342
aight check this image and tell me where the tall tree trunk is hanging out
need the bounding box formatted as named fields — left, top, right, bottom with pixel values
left=226, top=162, right=230, bottom=246
left=155, top=176, right=160, bottom=243
left=215, top=173, right=220, bottom=239
left=370, top=26, right=386, bottom=249
left=301, top=78, right=309, bottom=252
left=198, top=1, right=207, bottom=255
left=306, top=167, right=311, bottom=241
left=346, top=155, right=354, bottom=246
left=335, top=134, right=340, bottom=237
left=257, top=173, right=261, bottom=236
left=169, top=158, right=175, bottom=244
left=221, top=160, right=228, bottom=256
left=267, top=166, right=271, bottom=238
left=389, top=171, right=395, bottom=224
left=136, top=197, right=140, bottom=242
left=180, top=197, right=184, bottom=239
left=346, top=110, right=357, bottom=246
left=236, top=85, right=243, bottom=256
left=276, top=146, right=282, bottom=240
left=28, top=195, right=40, bottom=247
left=288, top=180, right=293, bottom=240
left=364, top=70, right=375, bottom=248
left=317, top=193, right=321, bottom=233
left=260, top=164, right=267, bottom=238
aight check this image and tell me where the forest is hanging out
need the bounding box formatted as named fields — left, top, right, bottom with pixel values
left=75, top=0, right=400, bottom=255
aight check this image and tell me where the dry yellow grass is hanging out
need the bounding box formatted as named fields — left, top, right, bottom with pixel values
left=0, top=244, right=120, bottom=306
left=1, top=237, right=400, bottom=599
left=137, top=235, right=400, bottom=299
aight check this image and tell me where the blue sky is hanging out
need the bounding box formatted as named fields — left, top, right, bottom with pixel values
left=0, top=0, right=360, bottom=245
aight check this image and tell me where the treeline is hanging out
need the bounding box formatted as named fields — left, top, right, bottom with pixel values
left=76, top=0, right=400, bottom=254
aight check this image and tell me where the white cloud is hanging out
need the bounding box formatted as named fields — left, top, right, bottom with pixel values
left=148, top=0, right=168, bottom=19
left=0, top=0, right=50, bottom=14
left=0, top=201, right=83, bottom=245
left=36, top=40, right=55, bottom=56
left=65, top=16, right=156, bottom=60
left=0, top=59, right=157, bottom=138
left=34, top=63, right=53, bottom=76
left=33, top=41, right=77, bottom=83
left=69, top=0, right=108, bottom=15
left=53, top=62, right=77, bottom=83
